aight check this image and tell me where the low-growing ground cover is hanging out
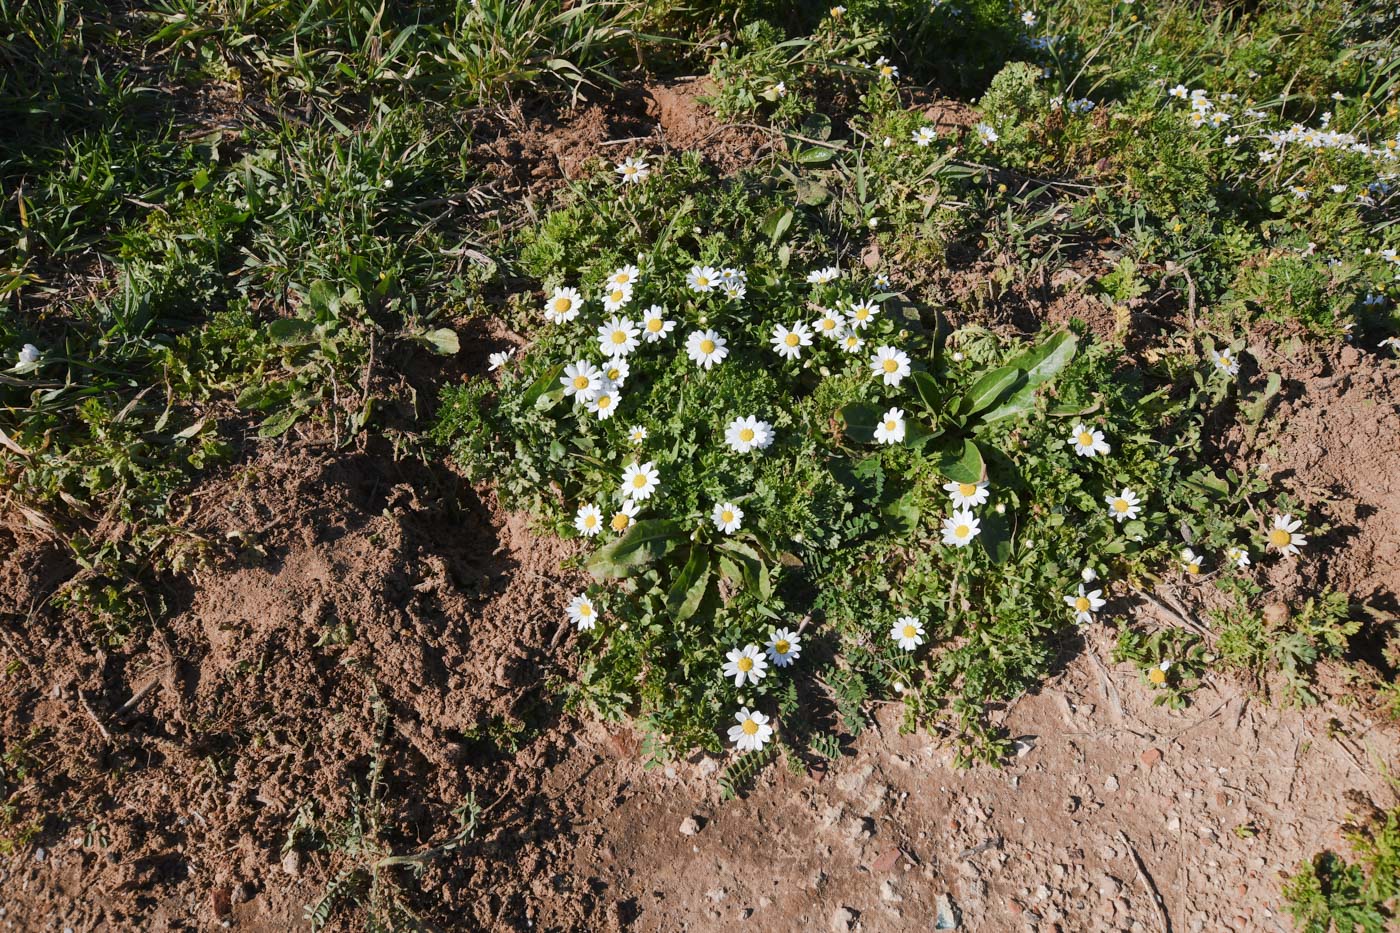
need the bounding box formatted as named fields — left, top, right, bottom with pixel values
left=2, top=0, right=1399, bottom=929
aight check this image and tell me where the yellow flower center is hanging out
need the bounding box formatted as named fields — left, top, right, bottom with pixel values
left=884, top=420, right=897, bottom=431
left=1148, top=668, right=1167, bottom=685
left=821, top=319, right=835, bottom=330
left=597, top=396, right=612, bottom=409
left=610, top=289, right=625, bottom=303
left=700, top=339, right=716, bottom=354
left=955, top=524, right=970, bottom=538
left=696, top=276, right=709, bottom=287
left=573, top=376, right=590, bottom=389
left=784, top=333, right=800, bottom=347
left=1269, top=528, right=1292, bottom=547
left=739, top=428, right=755, bottom=443
left=741, top=719, right=759, bottom=735
left=737, top=657, right=753, bottom=672
left=856, top=309, right=870, bottom=320
left=647, top=318, right=663, bottom=332
left=612, top=273, right=630, bottom=285
left=882, top=359, right=898, bottom=372
left=612, top=331, right=627, bottom=344
left=552, top=297, right=571, bottom=312
left=1075, top=596, right=1091, bottom=612
left=579, top=603, right=591, bottom=617
left=1078, top=432, right=1094, bottom=446
left=880, top=66, right=893, bottom=76
left=1114, top=499, right=1130, bottom=513
left=774, top=640, right=790, bottom=654
left=611, top=513, right=630, bottom=532
left=721, top=510, right=734, bottom=525
left=902, top=625, right=917, bottom=639
left=584, top=515, right=597, bottom=528
left=632, top=475, right=647, bottom=488
left=958, top=483, right=977, bottom=497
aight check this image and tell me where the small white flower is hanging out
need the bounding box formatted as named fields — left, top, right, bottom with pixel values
left=891, top=615, right=925, bottom=651
left=601, top=281, right=634, bottom=314
left=1021, top=10, right=1038, bottom=27
left=812, top=309, right=844, bottom=340
left=561, top=360, right=603, bottom=401
left=567, top=593, right=598, bottom=630
left=686, top=265, right=720, bottom=292
left=1105, top=488, right=1141, bottom=523
left=725, top=416, right=774, bottom=454
left=621, top=461, right=660, bottom=501
left=615, top=155, right=651, bottom=184
left=976, top=122, right=999, bottom=144
left=873, top=407, right=906, bottom=445
left=712, top=501, right=744, bottom=534
left=1267, top=514, right=1307, bottom=557
left=943, top=480, right=989, bottom=508
left=574, top=504, right=603, bottom=537
left=586, top=380, right=620, bottom=419
left=607, top=265, right=640, bottom=289
left=912, top=126, right=937, bottom=147
left=601, top=357, right=630, bottom=388
left=609, top=499, right=640, bottom=534
left=1064, top=584, right=1106, bottom=624
left=1070, top=423, right=1111, bottom=457
left=487, top=349, right=514, bottom=371
left=942, top=509, right=981, bottom=547
left=728, top=707, right=773, bottom=753
left=838, top=329, right=864, bottom=354
left=544, top=287, right=583, bottom=323
left=1213, top=347, right=1240, bottom=376
left=873, top=56, right=898, bottom=80
left=641, top=305, right=675, bottom=343
left=1169, top=84, right=1189, bottom=100
left=874, top=272, right=892, bottom=289
left=766, top=629, right=802, bottom=667
left=722, top=644, right=768, bottom=686
left=770, top=322, right=813, bottom=360
left=597, top=316, right=641, bottom=357
left=772, top=80, right=787, bottom=98
left=847, top=300, right=879, bottom=330
left=1180, top=548, right=1203, bottom=575
left=628, top=425, right=648, bottom=445
left=686, top=329, right=729, bottom=369
left=1226, top=545, right=1251, bottom=569
left=806, top=265, right=841, bottom=285
left=870, top=345, right=911, bottom=386
left=1081, top=567, right=1099, bottom=583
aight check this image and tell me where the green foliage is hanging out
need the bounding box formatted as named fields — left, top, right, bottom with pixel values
left=1112, top=627, right=1207, bottom=710
left=1284, top=806, right=1400, bottom=933
left=1216, top=590, right=1361, bottom=706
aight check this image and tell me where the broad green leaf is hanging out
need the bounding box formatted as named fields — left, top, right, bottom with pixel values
left=794, top=146, right=836, bottom=164
left=937, top=438, right=986, bottom=484
left=267, top=318, right=316, bottom=346
left=413, top=327, right=459, bottom=356
left=524, top=363, right=565, bottom=409
left=912, top=371, right=943, bottom=415
left=587, top=519, right=686, bottom=580
left=839, top=403, right=881, bottom=444
left=959, top=365, right=1023, bottom=417
left=761, top=205, right=795, bottom=245
left=717, top=540, right=770, bottom=599
left=982, top=331, right=1079, bottom=423
left=882, top=491, right=920, bottom=536
left=666, top=547, right=712, bottom=621
left=258, top=405, right=303, bottom=438
left=979, top=508, right=1012, bottom=565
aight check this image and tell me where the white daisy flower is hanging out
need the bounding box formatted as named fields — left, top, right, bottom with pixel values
left=561, top=360, right=603, bottom=401
left=1021, top=10, right=1037, bottom=26
left=976, top=122, right=999, bottom=144
left=847, top=300, right=879, bottom=330
left=912, top=126, right=937, bottom=147
left=718, top=267, right=747, bottom=285
left=601, top=357, right=630, bottom=388
left=806, top=266, right=841, bottom=285
left=765, top=629, right=802, bottom=667
left=1213, top=347, right=1240, bottom=376
left=1169, top=84, right=1189, bottom=99
left=1081, top=566, right=1098, bottom=583
left=712, top=502, right=744, bottom=534
left=686, top=265, right=720, bottom=292
left=1226, top=545, right=1251, bottom=569
left=1064, top=584, right=1106, bottom=624
left=609, top=499, right=640, bottom=534
left=1070, top=423, right=1111, bottom=457
left=601, top=282, right=634, bottom=314
left=720, top=278, right=747, bottom=301
left=615, top=156, right=650, bottom=184
left=874, top=272, right=891, bottom=289
left=838, top=329, right=864, bottom=354
left=597, top=316, right=640, bottom=357
left=567, top=593, right=598, bottom=630
left=770, top=322, right=813, bottom=360
left=1180, top=548, right=1203, bottom=575
left=487, top=349, right=514, bottom=371
left=727, top=707, right=773, bottom=753
left=1148, top=660, right=1172, bottom=685
left=725, top=416, right=774, bottom=453
left=943, top=480, right=989, bottom=508
left=874, top=56, right=898, bottom=79
left=544, top=287, right=583, bottom=323
left=942, top=509, right=981, bottom=547
left=621, top=461, right=660, bottom=500
left=722, top=644, right=768, bottom=687
left=686, top=329, right=729, bottom=369
left=1267, top=514, right=1307, bottom=557
left=640, top=305, right=675, bottom=343
left=628, top=425, right=648, bottom=445
left=586, top=381, right=620, bottom=419
left=891, top=615, right=925, bottom=651
left=812, top=309, right=844, bottom=340
left=607, top=265, right=640, bottom=289
left=1105, top=488, right=1141, bottom=523
left=873, top=407, right=906, bottom=445
left=871, top=345, right=911, bottom=386
left=575, top=504, right=603, bottom=537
